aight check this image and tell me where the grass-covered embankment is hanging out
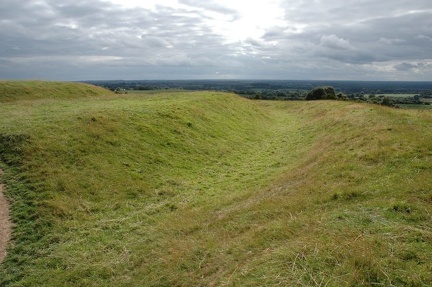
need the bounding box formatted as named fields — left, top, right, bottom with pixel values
left=0, top=81, right=431, bottom=286
left=0, top=81, right=111, bottom=103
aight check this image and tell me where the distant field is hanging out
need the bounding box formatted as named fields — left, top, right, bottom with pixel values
left=375, top=93, right=419, bottom=98
left=397, top=104, right=432, bottom=109
left=0, top=82, right=431, bottom=286
left=366, top=93, right=432, bottom=109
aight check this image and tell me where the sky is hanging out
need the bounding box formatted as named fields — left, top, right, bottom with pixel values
left=0, top=0, right=431, bottom=81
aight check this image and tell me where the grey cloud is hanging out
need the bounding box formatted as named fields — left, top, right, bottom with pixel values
left=1, top=0, right=431, bottom=80
left=394, top=62, right=432, bottom=72
left=0, top=0, right=224, bottom=58
left=416, top=35, right=432, bottom=42
left=320, top=35, right=353, bottom=50
left=244, top=38, right=265, bottom=47
left=395, top=63, right=418, bottom=71
left=178, top=0, right=239, bottom=18
left=270, top=0, right=432, bottom=70
left=141, top=36, right=173, bottom=49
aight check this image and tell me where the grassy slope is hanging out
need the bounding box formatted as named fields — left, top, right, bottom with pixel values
left=0, top=82, right=431, bottom=286
left=0, top=80, right=111, bottom=102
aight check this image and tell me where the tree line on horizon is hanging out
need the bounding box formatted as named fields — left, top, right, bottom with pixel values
left=90, top=80, right=432, bottom=108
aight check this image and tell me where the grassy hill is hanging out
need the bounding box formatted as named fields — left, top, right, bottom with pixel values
left=0, top=81, right=431, bottom=286
left=0, top=80, right=112, bottom=102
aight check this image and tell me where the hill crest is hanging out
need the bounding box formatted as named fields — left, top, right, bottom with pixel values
left=0, top=81, right=112, bottom=102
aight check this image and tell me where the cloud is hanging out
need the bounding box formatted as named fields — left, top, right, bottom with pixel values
left=320, top=34, right=353, bottom=50
left=394, top=62, right=432, bottom=74
left=178, top=0, right=239, bottom=17
left=141, top=36, right=173, bottom=49
left=0, top=0, right=431, bottom=80
left=395, top=63, right=418, bottom=72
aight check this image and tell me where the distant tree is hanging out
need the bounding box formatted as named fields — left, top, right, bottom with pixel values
left=305, top=86, right=337, bottom=100
left=277, top=91, right=286, bottom=98
left=381, top=96, right=393, bottom=107
left=336, top=92, right=348, bottom=100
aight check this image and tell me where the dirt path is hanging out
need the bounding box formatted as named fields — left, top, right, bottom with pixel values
left=0, top=169, right=12, bottom=264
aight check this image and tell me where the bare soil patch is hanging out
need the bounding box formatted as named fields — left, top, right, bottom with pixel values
left=0, top=169, right=12, bottom=264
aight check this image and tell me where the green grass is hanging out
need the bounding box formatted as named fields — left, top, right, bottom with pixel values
left=0, top=82, right=431, bottom=286
left=0, top=80, right=111, bottom=103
